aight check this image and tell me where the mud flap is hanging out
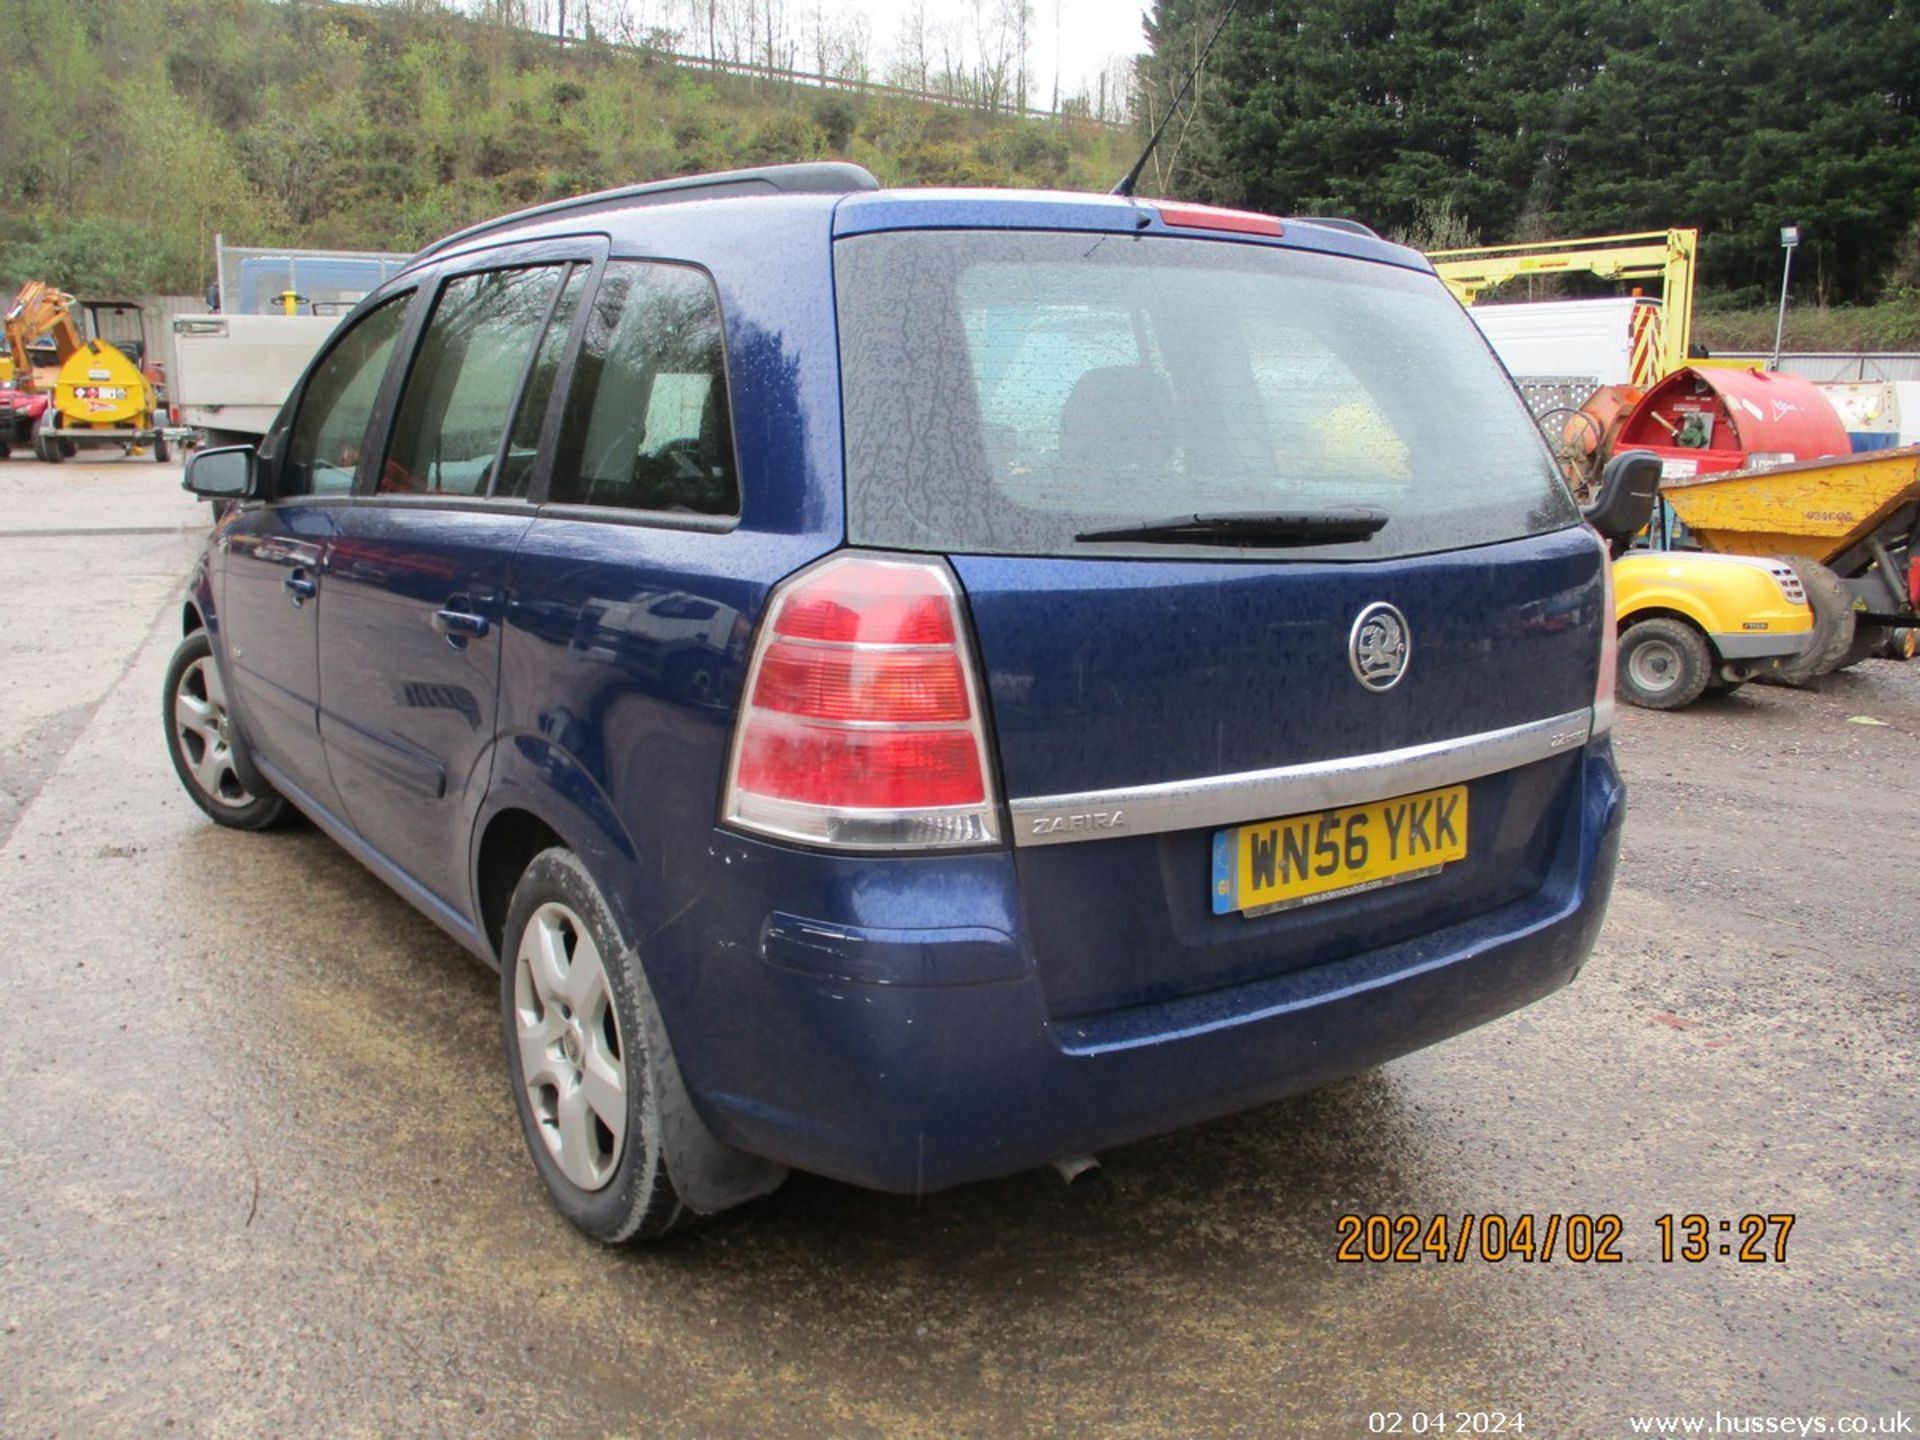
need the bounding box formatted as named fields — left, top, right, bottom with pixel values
left=630, top=952, right=789, bottom=1215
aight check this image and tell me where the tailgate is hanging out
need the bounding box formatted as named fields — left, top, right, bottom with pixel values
left=953, top=526, right=1604, bottom=1018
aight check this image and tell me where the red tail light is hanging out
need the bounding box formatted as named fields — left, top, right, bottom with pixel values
left=1593, top=531, right=1618, bottom=734
left=723, top=553, right=1001, bottom=849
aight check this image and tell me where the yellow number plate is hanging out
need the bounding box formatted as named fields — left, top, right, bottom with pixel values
left=1211, top=784, right=1468, bottom=916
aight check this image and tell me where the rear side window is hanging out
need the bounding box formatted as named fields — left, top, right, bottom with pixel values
left=379, top=264, right=568, bottom=497
left=282, top=292, right=411, bottom=498
left=835, top=231, right=1577, bottom=560
left=497, top=267, right=587, bottom=498
left=547, top=262, right=738, bottom=517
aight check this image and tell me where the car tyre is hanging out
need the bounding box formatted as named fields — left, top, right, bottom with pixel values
left=1618, top=616, right=1712, bottom=710
left=163, top=631, right=291, bottom=829
left=501, top=847, right=687, bottom=1244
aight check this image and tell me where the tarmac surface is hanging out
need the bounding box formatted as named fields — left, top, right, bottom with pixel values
left=0, top=458, right=1914, bottom=1438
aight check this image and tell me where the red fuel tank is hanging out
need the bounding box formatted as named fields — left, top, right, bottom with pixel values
left=1616, top=366, right=1849, bottom=479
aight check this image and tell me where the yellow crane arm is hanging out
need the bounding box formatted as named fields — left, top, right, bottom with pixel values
left=1428, top=228, right=1698, bottom=381
left=4, top=281, right=87, bottom=387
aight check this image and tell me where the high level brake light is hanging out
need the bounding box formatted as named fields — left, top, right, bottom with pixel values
left=723, top=553, right=1002, bottom=849
left=1155, top=202, right=1285, bottom=238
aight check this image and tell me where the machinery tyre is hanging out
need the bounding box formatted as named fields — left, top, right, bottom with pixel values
left=34, top=417, right=62, bottom=464
left=0, top=438, right=10, bottom=460
left=163, top=631, right=291, bottom=830
left=1772, top=556, right=1855, bottom=683
left=501, top=848, right=689, bottom=1244
left=153, top=433, right=171, bottom=464
left=1535, top=406, right=1605, bottom=496
left=1618, top=617, right=1713, bottom=710
left=1837, top=623, right=1891, bottom=670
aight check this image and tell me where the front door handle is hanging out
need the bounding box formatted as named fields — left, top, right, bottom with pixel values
left=284, top=569, right=316, bottom=605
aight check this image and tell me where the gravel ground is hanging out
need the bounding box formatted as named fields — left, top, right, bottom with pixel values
left=0, top=458, right=1913, bottom=1439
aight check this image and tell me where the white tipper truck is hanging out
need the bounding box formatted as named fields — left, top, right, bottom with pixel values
left=1464, top=296, right=1655, bottom=393
left=171, top=241, right=409, bottom=446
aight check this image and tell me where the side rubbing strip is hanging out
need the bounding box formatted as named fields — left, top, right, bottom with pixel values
left=1009, top=708, right=1596, bottom=848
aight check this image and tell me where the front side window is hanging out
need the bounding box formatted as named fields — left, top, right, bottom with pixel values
left=547, top=262, right=738, bottom=516
left=836, top=230, right=1577, bottom=560
left=281, top=292, right=412, bottom=498
left=379, top=264, right=568, bottom=497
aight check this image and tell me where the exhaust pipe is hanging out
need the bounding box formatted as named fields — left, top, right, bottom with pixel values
left=1050, top=1154, right=1102, bottom=1187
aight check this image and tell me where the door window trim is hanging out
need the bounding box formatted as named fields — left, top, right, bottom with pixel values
left=350, top=234, right=611, bottom=510
left=525, top=256, right=742, bottom=530
left=265, top=284, right=420, bottom=508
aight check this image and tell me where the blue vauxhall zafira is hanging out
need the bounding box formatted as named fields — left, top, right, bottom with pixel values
left=165, top=163, right=1625, bottom=1242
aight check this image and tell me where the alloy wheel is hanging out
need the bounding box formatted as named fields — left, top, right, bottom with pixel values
left=173, top=656, right=256, bottom=808
left=512, top=902, right=627, bottom=1191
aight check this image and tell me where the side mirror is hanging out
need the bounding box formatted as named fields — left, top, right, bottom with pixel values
left=183, top=445, right=259, bottom=502
left=1582, top=449, right=1661, bottom=555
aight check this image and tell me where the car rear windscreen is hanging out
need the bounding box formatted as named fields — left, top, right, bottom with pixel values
left=834, top=229, right=1578, bottom=560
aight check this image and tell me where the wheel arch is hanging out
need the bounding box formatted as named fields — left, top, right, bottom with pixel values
left=468, top=733, right=644, bottom=967
left=1618, top=605, right=1721, bottom=660
left=471, top=769, right=789, bottom=1217
left=473, top=806, right=568, bottom=962
left=1617, top=591, right=1719, bottom=644
left=183, top=554, right=219, bottom=638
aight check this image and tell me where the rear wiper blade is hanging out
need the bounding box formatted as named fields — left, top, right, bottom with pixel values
left=1074, top=508, right=1389, bottom=546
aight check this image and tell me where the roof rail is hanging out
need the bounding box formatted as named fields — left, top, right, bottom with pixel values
left=1286, top=216, right=1381, bottom=239
left=413, top=162, right=881, bottom=263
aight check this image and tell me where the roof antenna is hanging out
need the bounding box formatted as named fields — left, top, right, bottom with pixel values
left=1111, top=0, right=1242, bottom=198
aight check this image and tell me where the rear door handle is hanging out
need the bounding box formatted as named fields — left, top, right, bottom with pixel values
left=284, top=570, right=316, bottom=604
left=432, top=607, right=490, bottom=642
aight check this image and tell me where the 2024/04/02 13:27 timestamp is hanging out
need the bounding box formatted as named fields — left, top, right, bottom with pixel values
left=1333, top=1213, right=1796, bottom=1263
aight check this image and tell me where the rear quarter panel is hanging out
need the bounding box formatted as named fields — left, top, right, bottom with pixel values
left=480, top=199, right=848, bottom=1059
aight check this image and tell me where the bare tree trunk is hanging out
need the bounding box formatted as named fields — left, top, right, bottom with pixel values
left=1050, top=0, right=1060, bottom=113
left=1014, top=0, right=1029, bottom=113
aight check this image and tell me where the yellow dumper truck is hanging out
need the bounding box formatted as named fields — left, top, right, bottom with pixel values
left=1611, top=551, right=1814, bottom=708
left=1583, top=450, right=1815, bottom=710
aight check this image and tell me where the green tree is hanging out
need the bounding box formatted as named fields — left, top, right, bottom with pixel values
left=1146, top=0, right=1920, bottom=303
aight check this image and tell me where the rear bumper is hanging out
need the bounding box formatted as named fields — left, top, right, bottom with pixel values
left=41, top=424, right=161, bottom=442
left=670, top=739, right=1625, bottom=1194
left=1711, top=628, right=1811, bottom=660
